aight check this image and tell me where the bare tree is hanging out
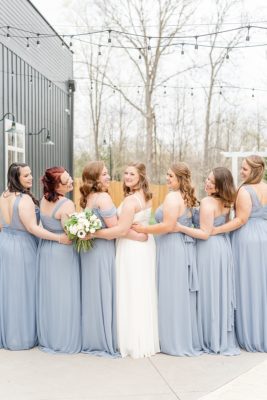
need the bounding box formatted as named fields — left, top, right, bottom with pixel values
left=90, top=0, right=196, bottom=175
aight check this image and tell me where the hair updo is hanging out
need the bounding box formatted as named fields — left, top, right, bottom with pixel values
left=41, top=166, right=66, bottom=202
left=79, top=161, right=107, bottom=209
left=243, top=155, right=266, bottom=185
left=170, top=162, right=198, bottom=208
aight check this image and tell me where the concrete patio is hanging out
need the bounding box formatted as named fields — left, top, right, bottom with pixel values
left=0, top=348, right=267, bottom=400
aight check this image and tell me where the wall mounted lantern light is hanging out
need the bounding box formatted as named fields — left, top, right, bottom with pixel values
left=28, top=127, right=54, bottom=146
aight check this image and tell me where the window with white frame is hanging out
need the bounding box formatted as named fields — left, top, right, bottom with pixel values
left=4, top=118, right=26, bottom=186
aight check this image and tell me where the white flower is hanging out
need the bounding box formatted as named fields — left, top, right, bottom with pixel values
left=77, top=230, right=86, bottom=238
left=69, top=225, right=78, bottom=235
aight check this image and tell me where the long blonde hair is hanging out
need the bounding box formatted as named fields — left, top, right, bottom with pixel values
left=242, top=155, right=266, bottom=185
left=170, top=162, right=198, bottom=208
left=79, top=161, right=107, bottom=209
left=123, top=162, right=153, bottom=202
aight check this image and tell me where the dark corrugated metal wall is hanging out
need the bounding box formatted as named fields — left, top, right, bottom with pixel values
left=0, top=0, right=74, bottom=199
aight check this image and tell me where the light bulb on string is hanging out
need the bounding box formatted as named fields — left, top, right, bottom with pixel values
left=98, top=45, right=102, bottom=56
left=194, top=36, right=198, bottom=50
left=36, top=33, right=40, bottom=48
left=108, top=30, right=112, bottom=43
left=30, top=74, right=33, bottom=84
left=246, top=25, right=250, bottom=41
left=6, top=26, right=10, bottom=40
left=190, top=87, right=194, bottom=96
left=251, top=88, right=255, bottom=98
left=69, top=36, right=73, bottom=48
left=219, top=86, right=223, bottom=95
left=26, top=37, right=30, bottom=50
left=181, top=43, right=185, bottom=55
left=137, top=86, right=140, bottom=94
left=90, top=81, right=93, bottom=90
left=48, top=81, right=52, bottom=89
left=147, top=37, right=151, bottom=51
left=163, top=86, right=167, bottom=95
left=226, top=48, right=229, bottom=59
left=138, top=48, right=142, bottom=60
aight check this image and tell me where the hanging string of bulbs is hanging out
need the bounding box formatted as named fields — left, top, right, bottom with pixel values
left=1, top=23, right=267, bottom=54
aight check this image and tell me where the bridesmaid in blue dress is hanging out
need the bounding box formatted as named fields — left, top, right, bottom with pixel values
left=79, top=161, right=119, bottom=357
left=133, top=162, right=201, bottom=356
left=37, top=167, right=81, bottom=354
left=176, top=167, right=240, bottom=355
left=0, top=163, right=69, bottom=350
left=212, top=156, right=267, bottom=352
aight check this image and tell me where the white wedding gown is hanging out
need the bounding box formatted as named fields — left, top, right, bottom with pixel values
left=116, top=199, right=160, bottom=358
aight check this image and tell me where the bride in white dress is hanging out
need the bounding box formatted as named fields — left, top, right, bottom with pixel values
left=94, top=162, right=159, bottom=358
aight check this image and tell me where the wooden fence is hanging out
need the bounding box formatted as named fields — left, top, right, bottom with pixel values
left=73, top=179, right=168, bottom=211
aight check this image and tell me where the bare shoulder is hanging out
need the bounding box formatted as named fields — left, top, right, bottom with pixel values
left=97, top=192, right=114, bottom=207
left=165, top=191, right=182, bottom=204
left=122, top=194, right=139, bottom=210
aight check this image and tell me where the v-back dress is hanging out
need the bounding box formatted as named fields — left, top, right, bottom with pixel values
left=193, top=209, right=240, bottom=355
left=116, top=196, right=159, bottom=358
left=231, top=185, right=267, bottom=352
left=155, top=206, right=201, bottom=356
left=80, top=203, right=119, bottom=357
left=0, top=194, right=38, bottom=350
left=36, top=197, right=81, bottom=353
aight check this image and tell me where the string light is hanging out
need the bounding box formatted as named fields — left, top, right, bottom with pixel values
left=181, top=43, right=185, bottom=55
left=163, top=86, right=167, bottom=95
left=36, top=33, right=40, bottom=47
left=108, top=30, right=112, bottom=43
left=26, top=37, right=30, bottom=50
left=6, top=26, right=10, bottom=40
left=147, top=37, right=151, bottom=51
left=219, top=86, right=223, bottom=95
left=69, top=36, right=73, bottom=47
left=48, top=81, right=52, bottom=89
left=30, top=74, right=33, bottom=84
left=138, top=48, right=142, bottom=60
left=251, top=88, right=255, bottom=97
left=246, top=25, right=251, bottom=41
left=194, top=36, right=198, bottom=50
left=190, top=87, right=194, bottom=96
left=226, top=48, right=230, bottom=59
left=98, top=45, right=102, bottom=56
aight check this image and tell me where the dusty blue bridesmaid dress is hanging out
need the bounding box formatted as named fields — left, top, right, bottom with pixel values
left=155, top=206, right=201, bottom=356
left=80, top=206, right=119, bottom=357
left=37, top=198, right=81, bottom=353
left=0, top=194, right=38, bottom=350
left=193, top=210, right=240, bottom=355
left=231, top=185, right=267, bottom=352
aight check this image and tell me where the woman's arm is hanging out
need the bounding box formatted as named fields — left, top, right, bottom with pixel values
left=212, top=187, right=251, bottom=235
left=132, top=191, right=181, bottom=235
left=174, top=198, right=215, bottom=240
left=93, top=196, right=138, bottom=240
left=19, top=196, right=71, bottom=244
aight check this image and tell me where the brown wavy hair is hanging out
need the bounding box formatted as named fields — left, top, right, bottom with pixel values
left=242, top=155, right=266, bottom=185
left=7, top=162, right=39, bottom=206
left=170, top=162, right=198, bottom=208
left=211, top=167, right=236, bottom=208
left=41, top=166, right=66, bottom=202
left=79, top=161, right=107, bottom=209
left=123, top=162, right=153, bottom=202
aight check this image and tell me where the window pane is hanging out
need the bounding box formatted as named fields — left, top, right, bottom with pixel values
left=8, top=150, right=16, bottom=166
left=8, top=133, right=15, bottom=146
left=16, top=133, right=25, bottom=149
left=17, top=152, right=25, bottom=163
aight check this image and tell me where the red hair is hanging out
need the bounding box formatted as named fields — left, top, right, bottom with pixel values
left=41, top=166, right=66, bottom=202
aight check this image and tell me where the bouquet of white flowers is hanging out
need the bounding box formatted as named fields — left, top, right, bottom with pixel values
left=64, top=208, right=102, bottom=252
